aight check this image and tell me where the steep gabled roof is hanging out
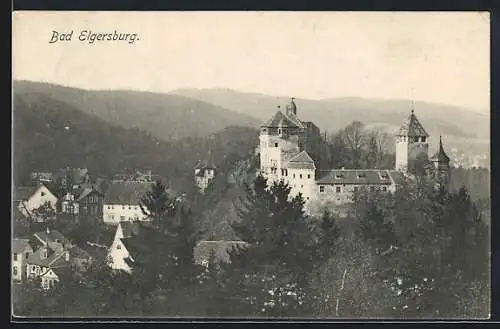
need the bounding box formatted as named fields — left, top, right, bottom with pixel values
left=261, top=110, right=304, bottom=129
left=103, top=181, right=153, bottom=205
left=431, top=136, right=451, bottom=163
left=12, top=238, right=31, bottom=254
left=398, top=110, right=429, bottom=137
left=286, top=151, right=316, bottom=170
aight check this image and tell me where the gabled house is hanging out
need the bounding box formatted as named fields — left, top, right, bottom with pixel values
left=27, top=229, right=94, bottom=289
left=13, top=184, right=58, bottom=221
left=194, top=161, right=216, bottom=193
left=26, top=245, right=70, bottom=289
left=12, top=238, right=34, bottom=282
left=107, top=221, right=140, bottom=273
left=102, top=182, right=153, bottom=224
left=76, top=185, right=104, bottom=224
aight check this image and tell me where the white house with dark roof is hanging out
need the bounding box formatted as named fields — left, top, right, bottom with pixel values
left=12, top=238, right=34, bottom=282
left=259, top=98, right=451, bottom=214
left=194, top=160, right=216, bottom=193
left=102, top=182, right=154, bottom=224
left=13, top=184, right=58, bottom=220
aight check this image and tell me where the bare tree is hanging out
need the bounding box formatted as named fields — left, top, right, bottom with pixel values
left=341, top=121, right=367, bottom=168
left=367, top=128, right=391, bottom=168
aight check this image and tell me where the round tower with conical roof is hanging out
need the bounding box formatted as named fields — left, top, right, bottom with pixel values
left=430, top=135, right=451, bottom=189
left=395, top=107, right=430, bottom=172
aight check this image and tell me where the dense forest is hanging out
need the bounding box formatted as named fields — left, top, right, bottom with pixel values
left=13, top=90, right=258, bottom=194
left=13, top=175, right=489, bottom=318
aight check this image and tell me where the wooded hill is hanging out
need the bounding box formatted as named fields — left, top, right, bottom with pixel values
left=13, top=88, right=259, bottom=193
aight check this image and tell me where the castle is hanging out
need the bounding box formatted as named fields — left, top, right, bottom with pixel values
left=258, top=98, right=451, bottom=214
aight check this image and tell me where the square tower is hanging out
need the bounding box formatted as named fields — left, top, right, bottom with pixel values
left=395, top=108, right=429, bottom=172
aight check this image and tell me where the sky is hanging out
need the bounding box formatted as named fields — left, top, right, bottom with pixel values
left=13, top=11, right=490, bottom=112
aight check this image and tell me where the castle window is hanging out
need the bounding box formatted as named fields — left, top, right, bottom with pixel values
left=421, top=137, right=426, bottom=143
left=293, top=174, right=296, bottom=178
left=285, top=169, right=288, bottom=177
left=301, top=185, right=303, bottom=188
left=278, top=129, right=281, bottom=135
left=41, top=191, right=45, bottom=196
left=117, top=244, right=121, bottom=250
left=354, top=186, right=358, bottom=193
left=319, top=186, right=325, bottom=193
left=336, top=186, right=341, bottom=193
left=382, top=186, right=387, bottom=192
left=299, top=174, right=302, bottom=179
left=274, top=143, right=278, bottom=147
left=13, top=253, right=17, bottom=261
left=307, top=174, right=311, bottom=179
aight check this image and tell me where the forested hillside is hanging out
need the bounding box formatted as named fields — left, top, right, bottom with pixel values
left=13, top=90, right=258, bottom=193
left=14, top=81, right=260, bottom=141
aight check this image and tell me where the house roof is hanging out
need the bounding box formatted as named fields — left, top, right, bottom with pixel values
left=33, top=230, right=72, bottom=250
left=261, top=110, right=304, bottom=129
left=194, top=160, right=216, bottom=170
left=31, top=172, right=54, bottom=181
left=12, top=238, right=31, bottom=254
left=315, top=169, right=398, bottom=185
left=26, top=248, right=65, bottom=267
left=431, top=136, right=450, bottom=163
left=103, top=181, right=154, bottom=205
left=193, top=240, right=249, bottom=264
left=13, top=186, right=38, bottom=201
left=398, top=110, right=429, bottom=137
left=286, top=151, right=316, bottom=170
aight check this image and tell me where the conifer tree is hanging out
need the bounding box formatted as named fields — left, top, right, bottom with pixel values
left=224, top=174, right=319, bottom=317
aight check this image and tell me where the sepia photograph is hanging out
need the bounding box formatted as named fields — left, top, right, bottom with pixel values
left=11, top=11, right=490, bottom=319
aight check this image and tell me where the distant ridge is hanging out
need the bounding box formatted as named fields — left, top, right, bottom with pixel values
left=14, top=80, right=260, bottom=141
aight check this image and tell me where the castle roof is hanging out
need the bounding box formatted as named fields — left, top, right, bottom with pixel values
left=316, top=169, right=404, bottom=185
left=431, top=136, right=450, bottom=163
left=398, top=109, right=429, bottom=137
left=286, top=151, right=316, bottom=170
left=261, top=110, right=304, bottom=129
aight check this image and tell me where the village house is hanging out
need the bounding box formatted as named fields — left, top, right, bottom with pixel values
left=13, top=184, right=58, bottom=220
left=102, top=181, right=154, bottom=224
left=259, top=98, right=451, bottom=215
left=194, top=161, right=216, bottom=193
left=112, top=170, right=162, bottom=183
left=26, top=229, right=94, bottom=289
left=30, top=172, right=55, bottom=185
left=107, top=221, right=140, bottom=273
left=12, top=238, right=34, bottom=283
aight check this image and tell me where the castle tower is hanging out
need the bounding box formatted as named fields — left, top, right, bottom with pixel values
left=259, top=98, right=304, bottom=183
left=430, top=135, right=451, bottom=189
left=395, top=107, right=430, bottom=172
